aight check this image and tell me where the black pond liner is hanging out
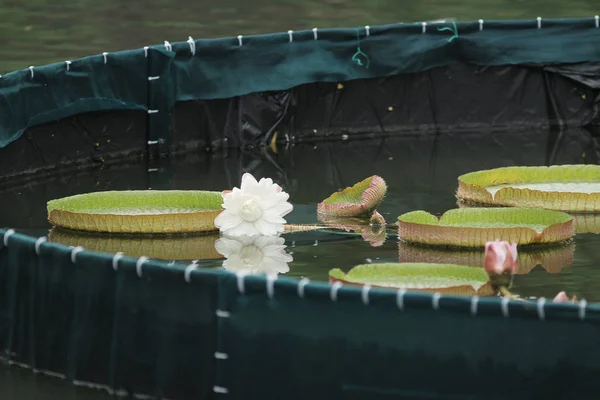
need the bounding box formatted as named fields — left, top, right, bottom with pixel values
left=2, top=18, right=600, bottom=400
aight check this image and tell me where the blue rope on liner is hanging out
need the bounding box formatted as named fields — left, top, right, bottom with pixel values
left=351, top=28, right=370, bottom=69
left=438, top=21, right=459, bottom=42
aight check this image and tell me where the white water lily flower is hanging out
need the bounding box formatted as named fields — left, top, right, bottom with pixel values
left=214, top=173, right=293, bottom=236
left=214, top=234, right=293, bottom=275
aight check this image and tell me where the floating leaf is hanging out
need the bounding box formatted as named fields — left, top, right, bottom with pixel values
left=48, top=227, right=223, bottom=261
left=329, top=263, right=494, bottom=295
left=397, top=208, right=573, bottom=247
left=317, top=176, right=387, bottom=218
left=457, top=165, right=600, bottom=212
left=47, top=190, right=224, bottom=234
left=398, top=241, right=574, bottom=274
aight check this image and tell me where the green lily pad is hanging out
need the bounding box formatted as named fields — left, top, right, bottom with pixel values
left=457, top=165, right=600, bottom=212
left=397, top=207, right=573, bottom=247
left=329, top=263, right=494, bottom=295
left=47, top=190, right=224, bottom=234
left=317, top=175, right=387, bottom=218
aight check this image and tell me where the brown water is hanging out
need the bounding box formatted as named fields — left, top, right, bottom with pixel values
left=0, top=0, right=599, bottom=73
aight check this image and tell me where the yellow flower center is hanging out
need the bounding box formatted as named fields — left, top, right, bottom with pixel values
left=239, top=198, right=263, bottom=222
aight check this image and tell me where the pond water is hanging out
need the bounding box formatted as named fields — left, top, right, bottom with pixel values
left=2, top=127, right=600, bottom=395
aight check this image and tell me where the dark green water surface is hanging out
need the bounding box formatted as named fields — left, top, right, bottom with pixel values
left=2, top=127, right=600, bottom=396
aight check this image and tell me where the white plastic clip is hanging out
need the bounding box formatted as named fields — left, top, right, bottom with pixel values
left=266, top=274, right=277, bottom=299
left=148, top=76, right=160, bottom=81
left=236, top=271, right=248, bottom=294
left=143, top=46, right=149, bottom=57
left=297, top=277, right=310, bottom=298
left=330, top=281, right=343, bottom=302
left=288, top=30, right=294, bottom=43
left=361, top=285, right=371, bottom=305
left=537, top=297, right=546, bottom=320
left=365, top=25, right=370, bottom=36
left=501, top=296, right=510, bottom=317
left=187, top=36, right=196, bottom=55
left=595, top=16, right=599, bottom=28
left=237, top=35, right=243, bottom=46
left=136, top=256, right=149, bottom=278
left=164, top=41, right=172, bottom=52
left=422, top=22, right=427, bottom=33
left=215, top=310, right=231, bottom=318
left=432, top=292, right=441, bottom=311
left=184, top=263, right=197, bottom=283
left=312, top=28, right=318, bottom=40
left=479, top=19, right=484, bottom=31
left=102, top=52, right=108, bottom=64
left=65, top=61, right=72, bottom=71
left=213, top=386, right=229, bottom=394
left=579, top=299, right=587, bottom=320
left=396, top=288, right=406, bottom=311
left=537, top=17, right=542, bottom=29
left=470, top=295, right=479, bottom=316
left=34, top=237, right=47, bottom=255
left=29, top=66, right=34, bottom=78
left=70, top=246, right=84, bottom=264
left=214, top=352, right=229, bottom=360
left=112, top=252, right=123, bottom=271
left=147, top=109, right=159, bottom=114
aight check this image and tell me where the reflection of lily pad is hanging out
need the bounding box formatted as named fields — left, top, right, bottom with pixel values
left=397, top=208, right=573, bottom=247
left=317, top=214, right=387, bottom=247
left=329, top=263, right=495, bottom=295
left=317, top=176, right=387, bottom=218
left=457, top=165, right=600, bottom=212
left=398, top=241, right=574, bottom=274
left=47, top=190, right=223, bottom=234
left=48, top=227, right=223, bottom=260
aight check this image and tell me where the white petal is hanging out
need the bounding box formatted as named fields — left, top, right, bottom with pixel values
left=258, top=191, right=290, bottom=209
left=253, top=218, right=283, bottom=236
left=214, top=212, right=243, bottom=231
left=254, top=235, right=285, bottom=248
left=225, top=221, right=261, bottom=236
left=261, top=208, right=288, bottom=224
left=267, top=200, right=293, bottom=217
left=260, top=257, right=290, bottom=274
left=222, top=253, right=245, bottom=271
left=240, top=173, right=259, bottom=191
left=214, top=237, right=244, bottom=257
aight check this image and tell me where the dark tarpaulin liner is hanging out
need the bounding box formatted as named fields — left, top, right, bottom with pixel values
left=2, top=18, right=600, bottom=400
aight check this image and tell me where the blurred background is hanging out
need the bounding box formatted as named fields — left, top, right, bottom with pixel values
left=0, top=0, right=598, bottom=74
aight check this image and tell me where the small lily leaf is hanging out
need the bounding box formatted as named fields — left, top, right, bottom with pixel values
left=397, top=207, right=573, bottom=247
left=317, top=175, right=387, bottom=218
left=329, top=263, right=494, bottom=295
left=457, top=165, right=600, bottom=212
left=47, top=190, right=224, bottom=234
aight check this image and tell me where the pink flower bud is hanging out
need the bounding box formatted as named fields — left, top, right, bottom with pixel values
left=484, top=240, right=518, bottom=276
left=552, top=291, right=570, bottom=303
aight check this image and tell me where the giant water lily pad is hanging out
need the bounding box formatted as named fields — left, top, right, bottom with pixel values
left=47, top=190, right=224, bottom=234
left=398, top=241, right=574, bottom=274
left=317, top=176, right=387, bottom=219
left=329, top=263, right=494, bottom=295
left=457, top=165, right=600, bottom=212
left=397, top=208, right=573, bottom=247
left=48, top=227, right=223, bottom=260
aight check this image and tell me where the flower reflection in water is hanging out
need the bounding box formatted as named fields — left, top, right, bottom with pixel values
left=214, top=234, right=293, bottom=275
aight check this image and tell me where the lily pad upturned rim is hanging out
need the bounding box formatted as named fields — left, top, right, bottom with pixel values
left=47, top=190, right=224, bottom=234
left=329, top=262, right=494, bottom=295
left=456, top=165, right=600, bottom=212
left=397, top=207, right=573, bottom=248
left=317, top=175, right=387, bottom=217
